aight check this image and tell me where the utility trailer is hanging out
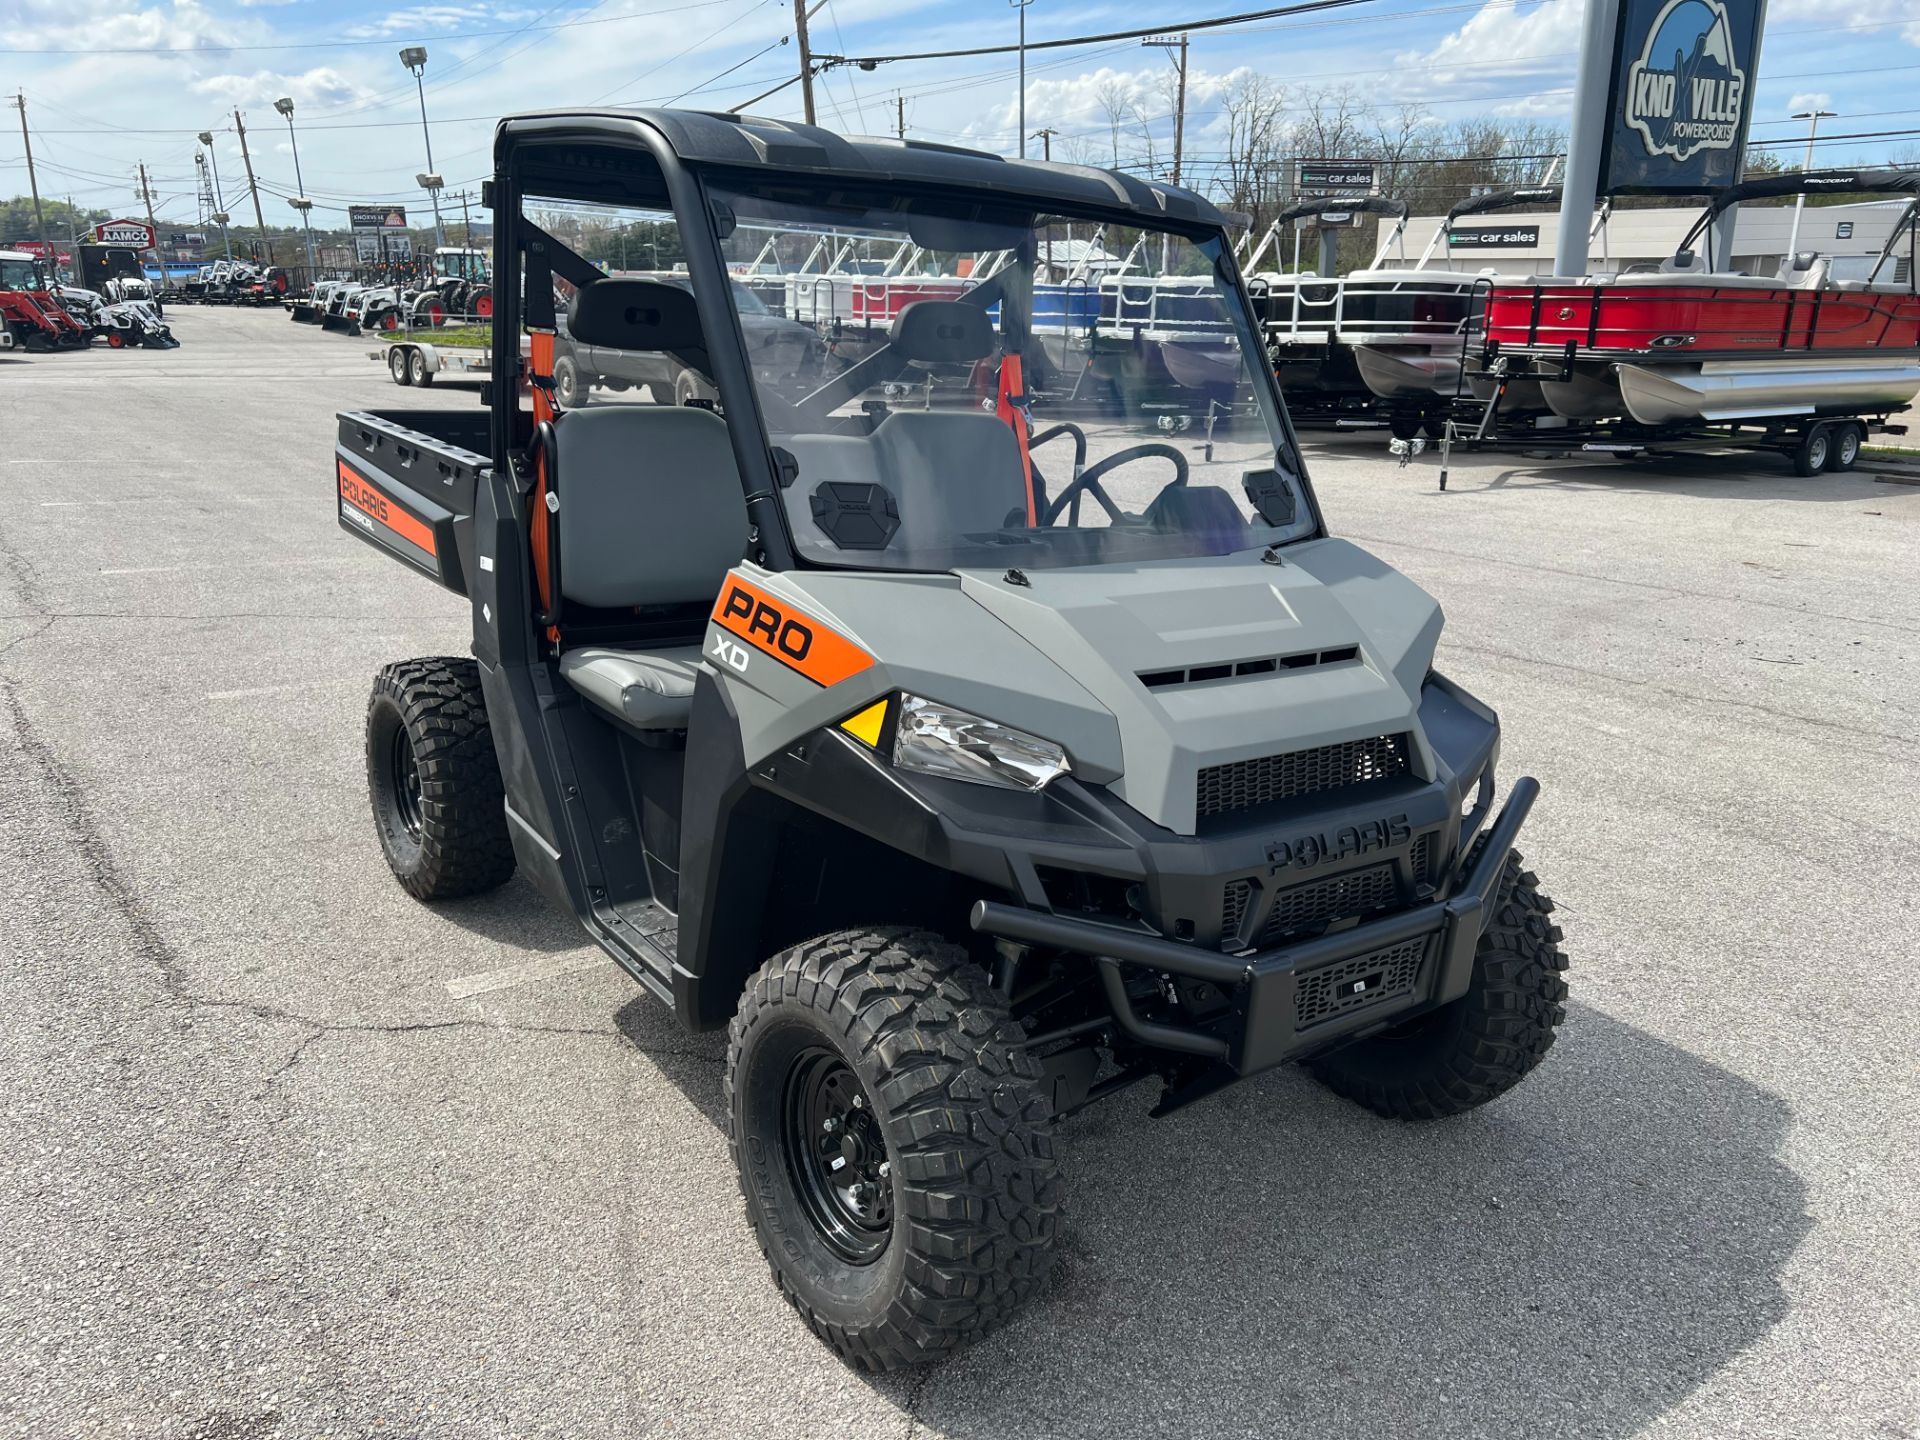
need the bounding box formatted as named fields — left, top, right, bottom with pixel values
left=372, top=331, right=526, bottom=387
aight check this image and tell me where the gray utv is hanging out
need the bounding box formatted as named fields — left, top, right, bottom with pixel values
left=334, top=108, right=1569, bottom=1371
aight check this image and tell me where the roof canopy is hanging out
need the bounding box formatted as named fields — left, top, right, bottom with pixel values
left=496, top=108, right=1233, bottom=233
left=1444, top=185, right=1562, bottom=223
left=1272, top=193, right=1409, bottom=226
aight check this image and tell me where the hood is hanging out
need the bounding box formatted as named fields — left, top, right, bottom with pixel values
left=741, top=539, right=1443, bottom=838
left=955, top=539, right=1443, bottom=834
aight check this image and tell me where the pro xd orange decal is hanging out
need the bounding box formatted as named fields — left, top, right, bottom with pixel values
left=338, top=460, right=437, bottom=556
left=711, top=576, right=873, bottom=687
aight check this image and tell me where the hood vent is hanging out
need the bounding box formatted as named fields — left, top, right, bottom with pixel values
left=1140, top=645, right=1360, bottom=691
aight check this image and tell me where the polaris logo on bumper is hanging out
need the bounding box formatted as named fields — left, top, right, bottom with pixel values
left=1266, top=815, right=1411, bottom=873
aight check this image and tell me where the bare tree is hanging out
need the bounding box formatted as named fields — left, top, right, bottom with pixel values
left=1219, top=72, right=1288, bottom=230
left=1095, top=78, right=1133, bottom=169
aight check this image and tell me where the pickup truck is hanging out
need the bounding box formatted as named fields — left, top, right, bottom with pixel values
left=550, top=274, right=820, bottom=408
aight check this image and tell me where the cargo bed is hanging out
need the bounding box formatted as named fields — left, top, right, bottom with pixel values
left=335, top=410, right=491, bottom=595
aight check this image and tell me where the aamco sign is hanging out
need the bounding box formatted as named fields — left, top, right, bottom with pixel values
left=93, top=219, right=156, bottom=249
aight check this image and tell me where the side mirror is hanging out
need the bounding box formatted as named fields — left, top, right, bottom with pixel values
left=709, top=200, right=737, bottom=241
left=1242, top=468, right=1297, bottom=527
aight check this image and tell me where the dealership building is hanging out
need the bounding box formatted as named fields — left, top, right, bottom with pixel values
left=1370, top=199, right=1914, bottom=280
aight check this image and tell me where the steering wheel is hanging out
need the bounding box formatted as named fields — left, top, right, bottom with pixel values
left=1042, top=443, right=1190, bottom=528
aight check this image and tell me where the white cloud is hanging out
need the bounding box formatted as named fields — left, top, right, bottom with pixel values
left=191, top=67, right=370, bottom=109
left=1783, top=92, right=1832, bottom=115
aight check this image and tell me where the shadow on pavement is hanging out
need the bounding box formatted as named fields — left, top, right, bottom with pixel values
left=615, top=990, right=1806, bottom=1439
left=1393, top=445, right=1900, bottom=503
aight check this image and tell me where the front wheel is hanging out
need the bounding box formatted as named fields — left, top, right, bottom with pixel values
left=389, top=345, right=412, bottom=386
left=365, top=658, right=515, bottom=900
left=727, top=928, right=1060, bottom=1371
left=1307, top=848, right=1568, bottom=1120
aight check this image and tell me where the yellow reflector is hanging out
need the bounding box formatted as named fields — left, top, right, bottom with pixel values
left=839, top=698, right=888, bottom=748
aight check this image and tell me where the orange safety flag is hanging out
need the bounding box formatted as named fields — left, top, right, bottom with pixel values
left=527, top=330, right=560, bottom=636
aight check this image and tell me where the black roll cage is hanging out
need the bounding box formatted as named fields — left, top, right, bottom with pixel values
left=486, top=110, right=1321, bottom=575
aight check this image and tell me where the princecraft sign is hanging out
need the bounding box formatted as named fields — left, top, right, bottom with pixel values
left=1600, top=0, right=1763, bottom=193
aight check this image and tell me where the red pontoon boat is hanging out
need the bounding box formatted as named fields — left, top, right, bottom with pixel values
left=1478, top=168, right=1920, bottom=424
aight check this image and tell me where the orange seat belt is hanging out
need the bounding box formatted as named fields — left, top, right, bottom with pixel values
left=527, top=331, right=560, bottom=638
left=996, top=352, right=1038, bottom=525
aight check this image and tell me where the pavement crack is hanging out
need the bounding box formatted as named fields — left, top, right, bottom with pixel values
left=0, top=615, right=57, bottom=660
left=0, top=674, right=194, bottom=1013
left=900, top=1368, right=934, bottom=1439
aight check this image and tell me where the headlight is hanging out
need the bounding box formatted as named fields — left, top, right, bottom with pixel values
left=892, top=694, right=1071, bottom=792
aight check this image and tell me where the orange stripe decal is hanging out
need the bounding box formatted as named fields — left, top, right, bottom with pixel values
left=711, top=575, right=873, bottom=687
left=338, top=459, right=437, bottom=557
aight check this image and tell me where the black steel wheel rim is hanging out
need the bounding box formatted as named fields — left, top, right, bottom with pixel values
left=389, top=725, right=424, bottom=841
left=782, top=1047, right=893, bottom=1264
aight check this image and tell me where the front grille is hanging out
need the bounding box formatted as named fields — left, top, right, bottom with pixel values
left=1197, top=733, right=1411, bottom=818
left=1220, top=834, right=1433, bottom=947
left=1295, top=938, right=1429, bottom=1030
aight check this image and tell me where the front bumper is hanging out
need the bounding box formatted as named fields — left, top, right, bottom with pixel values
left=972, top=778, right=1537, bottom=1077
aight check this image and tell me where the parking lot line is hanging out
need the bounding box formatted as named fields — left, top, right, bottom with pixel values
left=445, top=953, right=612, bottom=999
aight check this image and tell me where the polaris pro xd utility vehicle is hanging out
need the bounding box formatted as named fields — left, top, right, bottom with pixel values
left=335, top=109, right=1569, bottom=1370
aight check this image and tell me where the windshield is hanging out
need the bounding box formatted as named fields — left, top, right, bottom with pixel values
left=1, top=258, right=41, bottom=289
left=706, top=182, right=1315, bottom=573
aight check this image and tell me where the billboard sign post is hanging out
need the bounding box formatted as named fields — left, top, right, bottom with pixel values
left=349, top=205, right=411, bottom=265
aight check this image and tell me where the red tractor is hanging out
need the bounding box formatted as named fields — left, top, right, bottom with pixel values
left=0, top=250, right=90, bottom=350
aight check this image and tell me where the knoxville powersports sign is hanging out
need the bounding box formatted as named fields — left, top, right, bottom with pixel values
left=1600, top=0, right=1764, bottom=193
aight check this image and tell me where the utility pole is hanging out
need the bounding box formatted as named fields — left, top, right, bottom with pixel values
left=793, top=0, right=817, bottom=126
left=458, top=189, right=474, bottom=245
left=1171, top=33, right=1188, bottom=187
left=1142, top=33, right=1189, bottom=186
left=137, top=164, right=161, bottom=270
left=1032, top=126, right=1057, bottom=161
left=1785, top=107, right=1836, bottom=262
left=896, top=94, right=906, bottom=139
left=233, top=109, right=274, bottom=263
left=1011, top=0, right=1034, bottom=158
left=11, top=94, right=49, bottom=252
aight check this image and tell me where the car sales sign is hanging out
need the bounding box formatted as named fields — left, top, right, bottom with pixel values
left=1599, top=0, right=1764, bottom=193
left=93, top=219, right=156, bottom=249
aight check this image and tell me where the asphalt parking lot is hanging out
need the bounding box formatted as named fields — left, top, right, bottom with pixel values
left=2, top=306, right=1916, bottom=1440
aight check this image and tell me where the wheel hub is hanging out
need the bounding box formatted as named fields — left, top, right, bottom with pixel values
left=389, top=727, right=423, bottom=841
left=783, top=1048, right=893, bottom=1263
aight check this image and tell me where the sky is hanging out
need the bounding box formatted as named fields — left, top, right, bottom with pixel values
left=3, top=0, right=1919, bottom=235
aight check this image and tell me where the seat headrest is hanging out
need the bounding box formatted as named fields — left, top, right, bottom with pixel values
left=567, top=278, right=703, bottom=352
left=890, top=299, right=996, bottom=364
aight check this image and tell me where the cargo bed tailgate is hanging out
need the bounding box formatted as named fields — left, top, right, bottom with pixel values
left=335, top=409, right=489, bottom=595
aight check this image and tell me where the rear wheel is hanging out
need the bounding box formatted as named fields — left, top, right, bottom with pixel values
left=1793, top=424, right=1831, bottom=477
left=674, top=366, right=717, bottom=407
left=1307, top=848, right=1568, bottom=1120
left=365, top=658, right=515, bottom=900
left=727, top=928, right=1060, bottom=1371
left=1825, top=420, right=1863, bottom=472
left=407, top=348, right=430, bottom=387
left=553, top=353, right=585, bottom=409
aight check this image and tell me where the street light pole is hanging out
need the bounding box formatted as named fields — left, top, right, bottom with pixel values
left=399, top=47, right=447, bottom=249
left=1011, top=0, right=1034, bottom=158
left=274, top=98, right=319, bottom=283
left=197, top=129, right=233, bottom=260
left=1785, top=108, right=1836, bottom=263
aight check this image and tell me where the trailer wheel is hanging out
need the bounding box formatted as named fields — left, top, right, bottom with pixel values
left=1826, top=421, right=1863, bottom=472
left=1387, top=408, right=1422, bottom=442
left=727, top=927, right=1060, bottom=1371
left=389, top=346, right=412, bottom=386
left=408, top=348, right=431, bottom=387
left=1307, top=846, right=1568, bottom=1120
left=365, top=658, right=515, bottom=901
left=1793, top=424, right=1831, bottom=477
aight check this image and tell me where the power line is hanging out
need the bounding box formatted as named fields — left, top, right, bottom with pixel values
left=814, top=0, right=1374, bottom=68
